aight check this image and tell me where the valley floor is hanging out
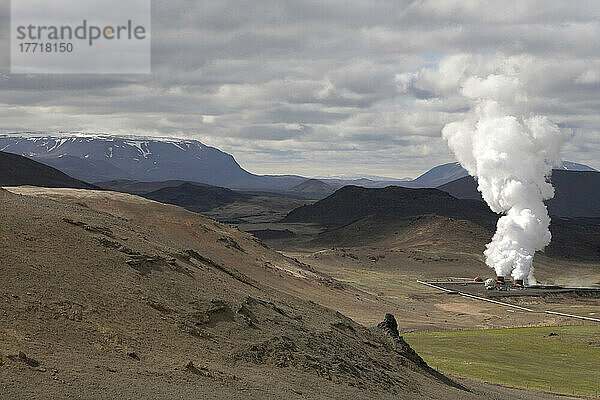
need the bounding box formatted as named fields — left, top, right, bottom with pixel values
left=238, top=217, right=600, bottom=398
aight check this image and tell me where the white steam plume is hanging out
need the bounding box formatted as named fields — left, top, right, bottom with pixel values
left=442, top=74, right=567, bottom=285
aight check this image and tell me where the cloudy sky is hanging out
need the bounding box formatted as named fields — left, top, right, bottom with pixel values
left=1, top=0, right=599, bottom=178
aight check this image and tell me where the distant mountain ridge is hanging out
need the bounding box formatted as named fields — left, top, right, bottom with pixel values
left=0, top=134, right=305, bottom=190
left=403, top=162, right=469, bottom=188
left=438, top=170, right=600, bottom=218
left=0, top=151, right=96, bottom=189
left=403, top=161, right=597, bottom=188
left=96, top=179, right=195, bottom=194
left=315, top=162, right=597, bottom=190
left=2, top=133, right=595, bottom=191
left=289, top=179, right=335, bottom=196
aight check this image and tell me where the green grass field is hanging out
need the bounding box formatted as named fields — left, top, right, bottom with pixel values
left=404, top=325, right=600, bottom=398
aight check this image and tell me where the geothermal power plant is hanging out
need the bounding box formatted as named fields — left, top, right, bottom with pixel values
left=443, top=74, right=570, bottom=288
left=418, top=277, right=600, bottom=323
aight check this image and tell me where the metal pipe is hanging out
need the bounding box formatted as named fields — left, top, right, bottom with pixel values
left=416, top=280, right=600, bottom=322
left=415, top=280, right=457, bottom=293
left=417, top=280, right=534, bottom=311
left=544, top=310, right=600, bottom=323
left=420, top=281, right=484, bottom=285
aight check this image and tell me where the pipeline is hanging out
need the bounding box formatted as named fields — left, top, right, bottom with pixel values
left=416, top=280, right=600, bottom=323
left=544, top=310, right=600, bottom=323
left=416, top=280, right=534, bottom=312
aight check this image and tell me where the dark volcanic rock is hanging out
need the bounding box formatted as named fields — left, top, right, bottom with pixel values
left=10, top=351, right=41, bottom=368
left=247, top=229, right=296, bottom=240
left=0, top=151, right=96, bottom=189
left=377, top=313, right=400, bottom=337
left=376, top=314, right=468, bottom=392
left=283, top=185, right=495, bottom=229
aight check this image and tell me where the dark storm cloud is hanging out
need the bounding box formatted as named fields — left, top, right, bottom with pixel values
left=1, top=0, right=600, bottom=177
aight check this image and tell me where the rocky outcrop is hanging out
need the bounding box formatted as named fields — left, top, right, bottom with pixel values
left=376, top=313, right=469, bottom=392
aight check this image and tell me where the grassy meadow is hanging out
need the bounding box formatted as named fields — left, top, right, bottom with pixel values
left=404, top=325, right=600, bottom=398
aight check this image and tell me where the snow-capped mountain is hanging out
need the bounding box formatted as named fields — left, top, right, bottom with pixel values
left=0, top=133, right=305, bottom=189
left=556, top=161, right=597, bottom=172
left=1, top=133, right=595, bottom=190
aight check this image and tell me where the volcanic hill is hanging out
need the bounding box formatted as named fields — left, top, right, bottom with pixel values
left=283, top=185, right=495, bottom=229
left=0, top=151, right=96, bottom=189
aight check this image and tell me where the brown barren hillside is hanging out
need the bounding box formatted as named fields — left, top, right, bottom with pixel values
left=0, top=187, right=506, bottom=400
left=1, top=187, right=577, bottom=399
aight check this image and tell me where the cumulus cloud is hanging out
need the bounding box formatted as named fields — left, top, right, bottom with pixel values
left=0, top=0, right=599, bottom=176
